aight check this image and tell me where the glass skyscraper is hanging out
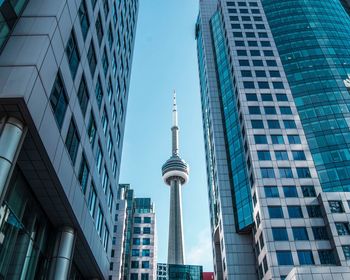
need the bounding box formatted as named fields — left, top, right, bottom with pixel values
left=196, top=0, right=350, bottom=279
left=0, top=0, right=138, bottom=279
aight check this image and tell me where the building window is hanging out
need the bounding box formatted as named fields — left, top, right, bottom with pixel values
left=108, top=186, right=113, bottom=211
left=77, top=75, right=89, bottom=116
left=283, top=186, right=298, bottom=197
left=264, top=106, right=276, bottom=114
left=132, top=249, right=139, bottom=257
left=271, top=135, right=284, bottom=144
left=112, top=154, right=118, bottom=178
left=143, top=238, right=150, bottom=245
left=101, top=166, right=109, bottom=193
left=301, top=185, right=316, bottom=197
left=134, top=216, right=141, bottom=223
left=258, top=150, right=271, bottom=161
left=144, top=217, right=151, bottom=223
left=251, top=120, right=264, bottom=129
left=312, top=226, right=329, bottom=240
left=66, top=30, right=80, bottom=79
left=95, top=76, right=103, bottom=109
left=134, top=227, right=141, bottom=234
left=264, top=186, right=279, bottom=198
left=284, top=120, right=296, bottom=129
left=318, top=250, right=336, bottom=265
left=141, top=274, right=149, bottom=280
left=272, top=227, right=288, bottom=241
left=254, top=135, right=268, bottom=144
left=78, top=0, right=89, bottom=39
left=261, top=93, right=273, bottom=101
left=292, top=227, right=308, bottom=240
left=335, top=222, right=350, bottom=235
left=275, top=150, right=288, bottom=160
left=95, top=205, right=103, bottom=237
left=65, top=119, right=80, bottom=164
left=307, top=205, right=322, bottom=218
left=131, top=261, right=139, bottom=268
left=142, top=249, right=150, bottom=257
left=143, top=227, right=151, bottom=234
left=102, top=47, right=109, bottom=76
left=87, top=41, right=97, bottom=76
left=329, top=201, right=344, bottom=213
left=287, top=206, right=303, bottom=218
left=87, top=112, right=97, bottom=147
left=248, top=106, right=260, bottom=114
left=133, top=238, right=141, bottom=245
left=116, top=125, right=121, bottom=147
left=103, top=0, right=109, bottom=18
left=261, top=168, right=275, bottom=178
left=95, top=13, right=104, bottom=45
left=279, top=167, right=293, bottom=178
left=276, top=251, right=293, bottom=266
left=268, top=120, right=280, bottom=129
left=292, top=151, right=306, bottom=160
left=297, top=250, right=314, bottom=265
left=107, top=132, right=113, bottom=158
left=108, top=23, right=113, bottom=50
left=142, top=261, right=150, bottom=269
left=50, top=73, right=68, bottom=129
left=297, top=167, right=311, bottom=178
left=342, top=246, right=350, bottom=260
left=88, top=183, right=97, bottom=216
left=78, top=153, right=89, bottom=193
left=96, top=142, right=103, bottom=173
left=103, top=223, right=109, bottom=251
left=268, top=206, right=284, bottom=218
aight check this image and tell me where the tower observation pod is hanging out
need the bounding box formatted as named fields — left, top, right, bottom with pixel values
left=161, top=91, right=189, bottom=265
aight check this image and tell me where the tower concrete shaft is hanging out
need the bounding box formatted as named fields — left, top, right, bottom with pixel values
left=162, top=91, right=189, bottom=265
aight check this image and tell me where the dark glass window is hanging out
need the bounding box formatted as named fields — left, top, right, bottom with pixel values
left=288, top=206, right=303, bottom=218
left=102, top=47, right=109, bottom=76
left=329, top=201, right=344, bottom=213
left=246, top=93, right=258, bottom=101
left=276, top=251, right=293, bottom=265
left=268, top=206, right=283, bottom=218
left=142, top=261, right=150, bottom=269
left=342, top=246, right=350, bottom=260
left=258, top=81, right=269, bottom=89
left=144, top=217, right=151, bottom=223
left=276, top=94, right=288, bottom=101
left=261, top=168, right=275, bottom=178
left=142, top=249, right=150, bottom=257
left=77, top=75, right=89, bottom=116
left=261, top=94, right=273, bottom=101
left=268, top=120, right=280, bottom=129
left=78, top=0, right=90, bottom=40
left=143, top=238, right=150, bottom=245
left=312, top=226, right=329, bottom=240
left=255, top=70, right=266, bottom=77
left=78, top=153, right=89, bottom=193
left=95, top=76, right=103, bottom=108
left=301, top=185, right=316, bottom=197
left=297, top=168, right=311, bottom=178
left=133, top=227, right=141, bottom=234
left=103, top=0, right=109, bottom=18
left=132, top=238, right=140, bottom=245
left=266, top=60, right=277, bottom=66
left=272, top=227, right=288, bottom=241
left=242, top=70, right=252, bottom=77
left=131, top=261, right=139, bottom=268
left=258, top=150, right=271, bottom=161
left=91, top=0, right=97, bottom=8
left=288, top=135, right=301, bottom=144
left=254, top=135, right=268, bottom=144
left=66, top=30, right=80, bottom=79
left=279, top=168, right=293, bottom=178
left=253, top=60, right=263, bottom=66
left=141, top=274, right=149, bottom=280
left=284, top=120, right=297, bottom=129
left=335, top=222, right=350, bottom=235
left=87, top=41, right=97, bottom=76
left=283, top=186, right=298, bottom=197
left=239, top=59, right=250, bottom=66
left=264, top=186, right=279, bottom=197
left=249, top=106, right=260, bottom=114
left=280, top=106, right=292, bottom=114
left=143, top=227, right=151, bottom=234
left=275, top=150, right=288, bottom=160
left=134, top=217, right=141, bottom=223
left=237, top=50, right=247, bottom=56
left=87, top=112, right=97, bottom=146
left=88, top=183, right=97, bottom=216
left=292, top=151, right=306, bottom=160
left=264, top=106, right=276, bottom=114
left=250, top=50, right=260, bottom=56
left=269, top=70, right=280, bottom=77
left=252, top=120, right=264, bottom=129
left=95, top=13, right=104, bottom=45
left=297, top=250, right=314, bottom=265
left=65, top=119, right=80, bottom=164
left=307, top=205, right=322, bottom=218
left=248, top=41, right=258, bottom=46
left=50, top=73, right=68, bottom=129
left=318, top=250, right=336, bottom=265
left=292, top=227, right=308, bottom=240
left=131, top=249, right=139, bottom=257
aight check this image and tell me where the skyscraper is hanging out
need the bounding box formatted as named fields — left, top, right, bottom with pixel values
left=196, top=0, right=350, bottom=279
left=0, top=0, right=138, bottom=279
left=162, top=92, right=189, bottom=265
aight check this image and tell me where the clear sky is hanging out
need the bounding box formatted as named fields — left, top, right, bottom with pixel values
left=119, top=0, right=214, bottom=272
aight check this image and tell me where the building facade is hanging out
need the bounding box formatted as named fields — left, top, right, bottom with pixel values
left=0, top=0, right=138, bottom=278
left=167, top=264, right=203, bottom=280
left=196, top=0, right=350, bottom=279
left=157, top=263, right=167, bottom=280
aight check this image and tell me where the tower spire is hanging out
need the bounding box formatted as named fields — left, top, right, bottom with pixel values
left=172, top=90, right=179, bottom=155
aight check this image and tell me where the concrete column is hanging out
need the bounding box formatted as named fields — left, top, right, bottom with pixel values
left=0, top=116, right=25, bottom=201
left=49, top=226, right=76, bottom=280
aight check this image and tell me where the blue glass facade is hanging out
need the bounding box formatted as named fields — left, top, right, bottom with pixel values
left=263, top=0, right=350, bottom=192
left=210, top=11, right=253, bottom=230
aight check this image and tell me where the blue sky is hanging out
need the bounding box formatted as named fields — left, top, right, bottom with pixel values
left=119, top=0, right=213, bottom=271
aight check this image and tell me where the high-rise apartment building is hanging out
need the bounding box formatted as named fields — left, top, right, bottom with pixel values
left=0, top=0, right=138, bottom=279
left=196, top=0, right=350, bottom=279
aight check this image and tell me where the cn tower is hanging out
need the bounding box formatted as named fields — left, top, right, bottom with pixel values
left=162, top=91, right=189, bottom=265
